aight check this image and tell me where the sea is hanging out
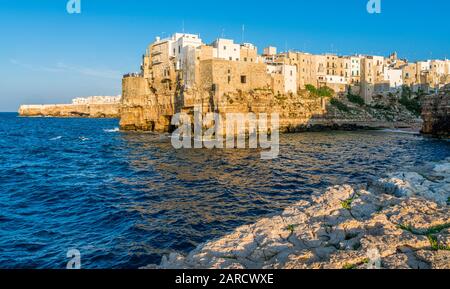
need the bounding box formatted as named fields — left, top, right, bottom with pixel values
left=0, top=112, right=448, bottom=268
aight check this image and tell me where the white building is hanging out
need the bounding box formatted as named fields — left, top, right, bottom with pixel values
left=283, top=65, right=297, bottom=93
left=170, top=33, right=203, bottom=70
left=151, top=33, right=203, bottom=71
left=267, top=63, right=297, bottom=93
left=263, top=46, right=277, bottom=56
left=212, top=38, right=241, bottom=61
left=72, top=96, right=121, bottom=105
left=349, top=56, right=361, bottom=80
left=417, top=60, right=431, bottom=72
left=383, top=68, right=403, bottom=91
left=430, top=60, right=446, bottom=75
left=322, top=75, right=348, bottom=84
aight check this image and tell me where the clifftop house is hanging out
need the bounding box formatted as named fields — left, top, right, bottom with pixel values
left=119, top=32, right=450, bottom=131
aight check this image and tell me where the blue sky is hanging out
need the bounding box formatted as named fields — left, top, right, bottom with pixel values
left=0, top=0, right=449, bottom=111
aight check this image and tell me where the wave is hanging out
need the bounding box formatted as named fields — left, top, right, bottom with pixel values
left=50, top=136, right=62, bottom=141
left=104, top=127, right=120, bottom=133
left=379, top=129, right=420, bottom=135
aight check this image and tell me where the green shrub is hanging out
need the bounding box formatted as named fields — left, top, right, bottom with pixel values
left=330, top=98, right=350, bottom=112
left=371, top=104, right=390, bottom=110
left=342, top=263, right=357, bottom=270
left=305, top=84, right=317, bottom=95
left=399, top=96, right=421, bottom=116
left=305, top=85, right=334, bottom=98
left=347, top=94, right=365, bottom=106
left=317, top=86, right=334, bottom=98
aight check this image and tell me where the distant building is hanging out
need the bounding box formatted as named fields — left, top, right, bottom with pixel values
left=72, top=96, right=121, bottom=105
left=263, top=46, right=277, bottom=56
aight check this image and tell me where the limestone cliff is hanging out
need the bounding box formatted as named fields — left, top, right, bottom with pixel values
left=18, top=103, right=120, bottom=118
left=119, top=76, right=174, bottom=131
left=421, top=84, right=450, bottom=137
left=119, top=75, right=421, bottom=133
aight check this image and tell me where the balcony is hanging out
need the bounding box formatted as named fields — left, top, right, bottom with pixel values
left=151, top=50, right=163, bottom=56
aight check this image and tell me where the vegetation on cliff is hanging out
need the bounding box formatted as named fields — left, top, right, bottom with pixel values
left=305, top=84, right=334, bottom=99
left=399, top=85, right=422, bottom=116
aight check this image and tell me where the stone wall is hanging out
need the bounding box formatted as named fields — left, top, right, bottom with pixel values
left=421, top=84, right=450, bottom=137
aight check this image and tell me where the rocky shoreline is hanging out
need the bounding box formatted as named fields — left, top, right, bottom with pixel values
left=145, top=159, right=450, bottom=269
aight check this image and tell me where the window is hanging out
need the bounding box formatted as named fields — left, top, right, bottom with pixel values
left=241, top=75, right=247, bottom=84
left=228, top=76, right=231, bottom=83
left=244, top=57, right=247, bottom=62
left=224, top=46, right=227, bottom=50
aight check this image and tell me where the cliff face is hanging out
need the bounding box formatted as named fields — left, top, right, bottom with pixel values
left=119, top=77, right=174, bottom=132
left=119, top=77, right=328, bottom=133
left=119, top=75, right=421, bottom=133
left=18, top=103, right=120, bottom=118
left=421, top=84, right=450, bottom=137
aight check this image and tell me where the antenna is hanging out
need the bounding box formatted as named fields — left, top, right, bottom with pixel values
left=241, top=24, right=245, bottom=43
left=182, top=20, right=185, bottom=33
left=221, top=28, right=225, bottom=38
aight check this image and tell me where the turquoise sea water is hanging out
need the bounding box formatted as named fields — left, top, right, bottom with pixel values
left=0, top=112, right=449, bottom=268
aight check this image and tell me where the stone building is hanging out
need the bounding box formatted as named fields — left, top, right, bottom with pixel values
left=120, top=32, right=450, bottom=131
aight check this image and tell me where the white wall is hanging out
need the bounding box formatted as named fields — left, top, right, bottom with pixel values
left=324, top=75, right=347, bottom=84
left=263, top=46, right=277, bottom=56
left=170, top=33, right=203, bottom=70
left=384, top=68, right=403, bottom=90
left=350, top=56, right=361, bottom=77
left=431, top=60, right=446, bottom=75
left=267, top=64, right=297, bottom=93
left=417, top=61, right=431, bottom=72
left=212, top=39, right=240, bottom=61
left=282, top=65, right=297, bottom=93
